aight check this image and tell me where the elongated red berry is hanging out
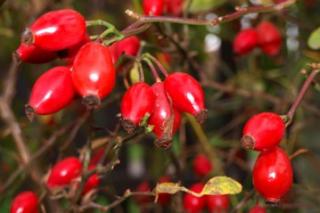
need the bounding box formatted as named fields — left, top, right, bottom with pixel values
left=23, top=9, right=86, bottom=51
left=193, top=154, right=213, bottom=177
left=10, top=191, right=39, bottom=213
left=47, top=157, right=82, bottom=188
left=253, top=147, right=293, bottom=202
left=89, top=148, right=105, bottom=167
left=121, top=82, right=155, bottom=132
left=249, top=204, right=266, bottom=213
left=26, top=66, right=75, bottom=119
left=16, top=43, right=57, bottom=64
left=156, top=176, right=172, bottom=205
left=72, top=42, right=115, bottom=107
left=143, top=0, right=164, bottom=16
left=165, top=0, right=183, bottom=16
left=183, top=183, right=205, bottom=213
left=148, top=82, right=181, bottom=148
left=206, top=194, right=230, bottom=213
left=109, top=36, right=140, bottom=63
left=241, top=112, right=285, bottom=151
left=82, top=173, right=100, bottom=195
left=256, top=21, right=281, bottom=56
left=164, top=72, right=207, bottom=123
left=233, top=28, right=258, bottom=55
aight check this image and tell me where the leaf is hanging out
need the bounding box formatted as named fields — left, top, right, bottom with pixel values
left=155, top=182, right=182, bottom=195
left=187, top=0, right=226, bottom=13
left=308, top=27, right=320, bottom=50
left=200, top=176, right=242, bottom=195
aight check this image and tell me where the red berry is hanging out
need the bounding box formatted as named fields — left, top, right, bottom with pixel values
left=47, top=157, right=82, bottom=188
left=206, top=194, right=230, bottom=213
left=89, top=148, right=105, bottom=168
left=183, top=183, right=205, bottom=213
left=10, top=191, right=39, bottom=213
left=164, top=72, right=207, bottom=123
left=143, top=0, right=164, bottom=16
left=16, top=43, right=57, bottom=64
left=165, top=0, right=183, bottom=16
left=233, top=28, right=258, bottom=55
left=157, top=176, right=171, bottom=205
left=249, top=204, right=266, bottom=213
left=121, top=82, right=155, bottom=132
left=23, top=9, right=86, bottom=51
left=253, top=147, right=293, bottom=202
left=26, top=66, right=75, bottom=117
left=109, top=36, right=141, bottom=63
left=72, top=42, right=115, bottom=107
left=82, top=173, right=100, bottom=195
left=256, top=21, right=282, bottom=56
left=241, top=112, right=285, bottom=151
left=135, top=181, right=153, bottom=205
left=149, top=82, right=181, bottom=148
left=193, top=154, right=213, bottom=177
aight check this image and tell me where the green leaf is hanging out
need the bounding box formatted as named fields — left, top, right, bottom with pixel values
left=187, top=0, right=226, bottom=13
left=201, top=176, right=242, bottom=195
left=308, top=27, right=320, bottom=50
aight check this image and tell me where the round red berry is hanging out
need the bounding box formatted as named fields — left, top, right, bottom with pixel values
left=206, top=194, right=230, bottom=213
left=134, top=181, right=153, bottom=205
left=249, top=204, right=266, bottom=213
left=193, top=154, right=213, bottom=177
left=165, top=0, right=183, bottom=16
left=143, top=0, right=164, bottom=16
left=82, top=174, right=100, bottom=195
left=253, top=147, right=293, bottom=202
left=183, top=183, right=205, bottom=213
left=164, top=72, right=207, bottom=123
left=109, top=36, right=141, bottom=63
left=241, top=112, right=285, bottom=151
left=47, top=157, right=82, bottom=188
left=233, top=28, right=258, bottom=55
left=256, top=21, right=282, bottom=56
left=10, top=191, right=39, bottom=213
left=16, top=43, right=57, bottom=64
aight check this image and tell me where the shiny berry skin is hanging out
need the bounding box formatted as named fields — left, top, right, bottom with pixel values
left=47, top=157, right=82, bottom=188
left=135, top=181, right=153, bottom=205
left=241, top=112, right=285, bottom=151
left=193, top=154, right=213, bottom=177
left=10, top=191, right=39, bottom=213
left=82, top=174, right=100, bottom=195
left=206, top=194, right=230, bottom=213
left=249, top=204, right=266, bottom=213
left=72, top=42, right=115, bottom=107
left=16, top=43, right=56, bottom=64
left=183, top=183, right=205, bottom=213
left=157, top=176, right=171, bottom=205
left=256, top=21, right=282, bottom=56
left=164, top=72, right=207, bottom=123
left=149, top=82, right=181, bottom=148
left=253, top=147, right=293, bottom=202
left=233, top=28, right=258, bottom=55
left=143, top=0, right=164, bottom=16
left=165, top=0, right=183, bottom=16
left=121, top=82, right=155, bottom=132
left=109, top=36, right=140, bottom=63
left=24, top=9, right=86, bottom=51
left=26, top=66, right=75, bottom=117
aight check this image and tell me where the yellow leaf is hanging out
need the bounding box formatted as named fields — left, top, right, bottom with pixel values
left=201, top=176, right=242, bottom=195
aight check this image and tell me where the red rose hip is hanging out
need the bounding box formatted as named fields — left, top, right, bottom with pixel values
left=206, top=194, right=230, bottom=213
left=164, top=72, right=207, bottom=123
left=249, top=204, right=266, bottom=213
left=23, top=9, right=86, bottom=51
left=72, top=42, right=115, bottom=107
left=253, top=147, right=293, bottom=202
left=156, top=176, right=172, bottom=205
left=120, top=82, right=155, bottom=132
left=109, top=36, right=140, bottom=63
left=143, top=0, right=164, bottom=16
left=183, top=183, right=205, bottom=213
left=47, top=157, right=82, bottom=188
left=233, top=28, right=258, bottom=55
left=16, top=43, right=57, bottom=64
left=10, top=191, right=39, bottom=213
left=193, top=154, right=213, bottom=177
left=165, top=0, right=183, bottom=16
left=26, top=66, right=75, bottom=119
left=256, top=21, right=282, bottom=56
left=82, top=174, right=100, bottom=195
left=241, top=112, right=285, bottom=151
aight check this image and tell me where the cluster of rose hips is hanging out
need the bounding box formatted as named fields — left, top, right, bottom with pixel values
left=143, top=0, right=184, bottom=16
left=233, top=21, right=282, bottom=56
left=242, top=112, right=293, bottom=203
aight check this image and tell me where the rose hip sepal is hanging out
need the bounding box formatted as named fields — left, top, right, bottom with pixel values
left=10, top=191, right=39, bottom=213
left=241, top=112, right=285, bottom=151
left=47, top=157, right=82, bottom=189
left=148, top=82, right=181, bottom=148
left=233, top=28, right=258, bottom=55
left=183, top=183, right=205, bottom=213
left=22, top=9, right=86, bottom=51
left=143, top=0, right=164, bottom=16
left=206, top=194, right=230, bottom=213
left=120, top=82, right=155, bottom=133
left=16, top=43, right=57, bottom=64
left=253, top=147, right=293, bottom=202
left=164, top=72, right=207, bottom=123
left=72, top=42, right=115, bottom=108
left=25, top=66, right=75, bottom=120
left=192, top=154, right=213, bottom=177
left=109, top=36, right=141, bottom=64
left=256, top=21, right=282, bottom=56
